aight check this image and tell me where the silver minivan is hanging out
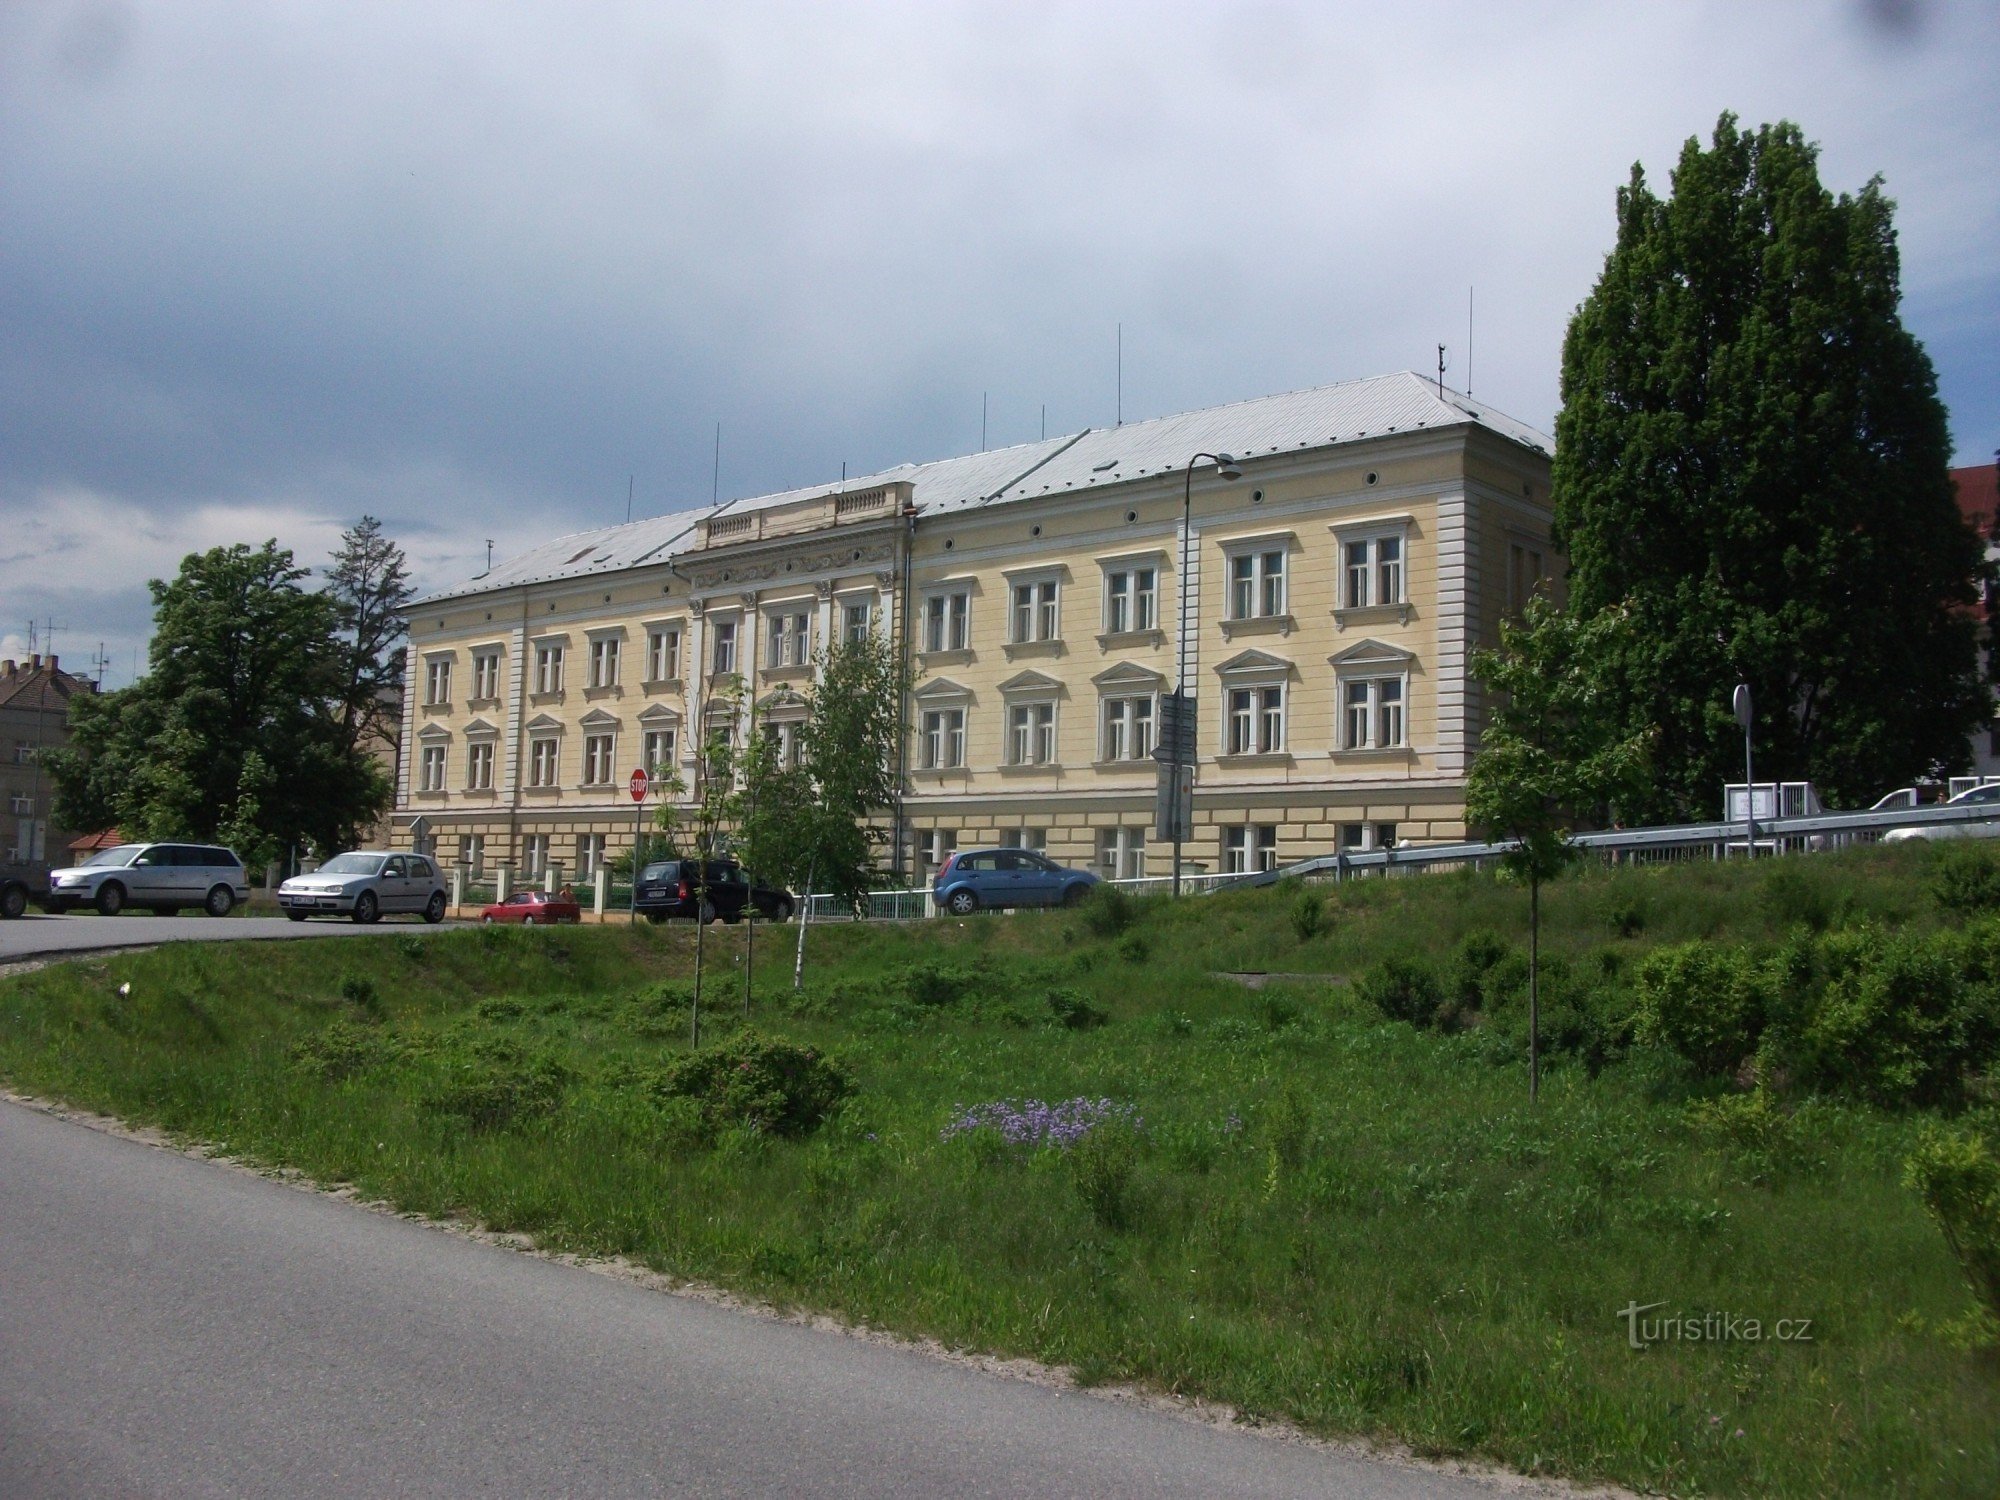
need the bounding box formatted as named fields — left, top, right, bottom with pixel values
left=42, top=843, right=251, bottom=916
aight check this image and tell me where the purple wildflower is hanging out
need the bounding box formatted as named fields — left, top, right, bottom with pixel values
left=940, top=1096, right=1140, bottom=1151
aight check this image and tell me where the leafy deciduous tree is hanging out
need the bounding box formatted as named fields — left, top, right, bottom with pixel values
left=1553, top=113, right=1987, bottom=815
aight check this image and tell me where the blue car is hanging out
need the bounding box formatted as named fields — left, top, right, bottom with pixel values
left=933, top=848, right=1099, bottom=915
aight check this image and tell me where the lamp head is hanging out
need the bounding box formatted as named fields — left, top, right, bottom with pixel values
left=1216, top=453, right=1242, bottom=481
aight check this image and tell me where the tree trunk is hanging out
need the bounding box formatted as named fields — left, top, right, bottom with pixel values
left=1529, top=874, right=1541, bottom=1105
left=793, top=859, right=814, bottom=991
left=691, top=899, right=705, bottom=1049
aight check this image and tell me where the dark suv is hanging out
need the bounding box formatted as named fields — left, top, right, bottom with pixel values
left=633, top=858, right=795, bottom=924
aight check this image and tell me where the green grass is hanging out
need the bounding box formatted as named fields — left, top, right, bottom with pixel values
left=2, top=845, right=1997, bottom=1496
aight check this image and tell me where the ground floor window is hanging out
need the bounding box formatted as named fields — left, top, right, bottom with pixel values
left=577, top=833, right=606, bottom=878
left=917, top=828, right=958, bottom=881
left=1222, top=824, right=1278, bottom=874
left=1339, top=822, right=1399, bottom=852
left=999, top=827, right=1046, bottom=854
left=1097, top=826, right=1148, bottom=880
left=460, top=833, right=484, bottom=876
left=521, top=834, right=550, bottom=879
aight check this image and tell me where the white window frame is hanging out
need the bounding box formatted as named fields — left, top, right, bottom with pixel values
left=588, top=635, right=621, bottom=690
left=1225, top=684, right=1285, bottom=756
left=710, top=618, right=739, bottom=676
left=1009, top=578, right=1060, bottom=644
left=765, top=609, right=812, bottom=669
left=419, top=744, right=447, bottom=792
left=1097, top=826, right=1148, bottom=880
left=1100, top=693, right=1156, bottom=762
left=1223, top=824, right=1278, bottom=875
left=521, top=834, right=549, bottom=879
left=1226, top=547, right=1287, bottom=620
left=533, top=643, right=565, bottom=695
left=423, top=656, right=452, bottom=707
left=1343, top=676, right=1406, bottom=751
left=921, top=706, right=967, bottom=769
left=840, top=594, right=878, bottom=646
left=641, top=725, right=678, bottom=776
left=917, top=828, right=958, bottom=879
left=999, top=827, right=1047, bottom=854
left=1342, top=530, right=1407, bottom=609
left=528, top=736, right=560, bottom=788
left=577, top=833, right=607, bottom=879
left=923, top=589, right=971, bottom=653
left=1102, top=564, right=1159, bottom=635
left=1007, top=701, right=1058, bottom=765
left=582, top=732, right=616, bottom=786
left=461, top=832, right=485, bottom=875
left=644, top=624, right=682, bottom=683
left=470, top=650, right=502, bottom=701
left=465, top=739, right=495, bottom=791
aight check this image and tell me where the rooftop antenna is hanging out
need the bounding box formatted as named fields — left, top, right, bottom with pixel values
left=484, top=539, right=494, bottom=572
left=90, top=641, right=109, bottom=687
left=981, top=391, right=988, bottom=452
left=712, top=422, right=722, bottom=505
left=1467, top=287, right=1474, bottom=400
left=1437, top=343, right=1449, bottom=399
left=1040, top=403, right=1046, bottom=440
left=1116, top=323, right=1123, bottom=426
left=625, top=474, right=634, bottom=525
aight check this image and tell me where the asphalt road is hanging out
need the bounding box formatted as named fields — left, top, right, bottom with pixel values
left=0, top=911, right=456, bottom=964
left=0, top=1098, right=1527, bottom=1500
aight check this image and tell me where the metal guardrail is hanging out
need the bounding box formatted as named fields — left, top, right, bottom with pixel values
left=1222, top=800, right=2000, bottom=890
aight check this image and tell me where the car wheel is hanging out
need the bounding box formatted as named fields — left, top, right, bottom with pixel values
left=482, top=914, right=496, bottom=924
left=285, top=911, right=307, bottom=923
left=1, top=883, right=26, bottom=920
left=204, top=884, right=235, bottom=918
left=1062, top=884, right=1088, bottom=907
left=774, top=897, right=795, bottom=923
left=644, top=911, right=667, bottom=925
left=523, top=913, right=537, bottom=925
left=946, top=888, right=978, bottom=916
left=699, top=899, right=717, bottom=925
left=424, top=891, right=446, bottom=925
left=352, top=891, right=379, bottom=925
left=95, top=883, right=126, bottom=917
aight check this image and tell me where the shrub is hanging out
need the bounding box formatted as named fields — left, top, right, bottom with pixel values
left=1788, top=933, right=1982, bottom=1108
left=1904, top=1124, right=2000, bottom=1340
left=1929, top=844, right=2000, bottom=916
left=1116, top=930, right=1150, bottom=964
left=1080, top=883, right=1139, bottom=937
left=337, top=973, right=380, bottom=1013
left=1290, top=888, right=1330, bottom=942
left=1045, top=986, right=1108, bottom=1029
left=421, top=1044, right=571, bottom=1130
left=1760, top=865, right=1834, bottom=933
left=1633, top=942, right=1769, bottom=1077
left=1356, top=956, right=1445, bottom=1028
left=289, top=1019, right=392, bottom=1080
left=1066, top=1120, right=1145, bottom=1231
left=897, top=959, right=980, bottom=1011
left=660, top=1031, right=852, bottom=1137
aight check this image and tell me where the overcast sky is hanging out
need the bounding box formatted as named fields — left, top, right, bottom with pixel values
left=3, top=0, right=1995, bottom=685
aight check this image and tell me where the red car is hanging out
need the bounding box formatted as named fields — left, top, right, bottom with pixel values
left=478, top=889, right=582, bottom=925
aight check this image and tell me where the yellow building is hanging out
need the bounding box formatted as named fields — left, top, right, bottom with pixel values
left=397, top=372, right=1555, bottom=886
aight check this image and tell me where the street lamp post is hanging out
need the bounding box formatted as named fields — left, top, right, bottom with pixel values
left=1171, top=451, right=1243, bottom=896
left=1733, top=682, right=1755, bottom=859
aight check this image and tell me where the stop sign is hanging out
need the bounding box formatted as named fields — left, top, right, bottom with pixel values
left=628, top=768, right=650, bottom=803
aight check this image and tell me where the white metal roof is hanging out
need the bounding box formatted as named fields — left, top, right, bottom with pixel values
left=415, top=372, right=1548, bottom=606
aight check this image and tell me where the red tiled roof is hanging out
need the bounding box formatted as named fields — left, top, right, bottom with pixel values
left=0, top=657, right=93, bottom=712
left=69, top=829, right=123, bottom=854
left=1952, top=463, right=1999, bottom=539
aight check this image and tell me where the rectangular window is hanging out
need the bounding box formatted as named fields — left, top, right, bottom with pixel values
left=1345, top=536, right=1405, bottom=608
left=924, top=592, right=970, bottom=652
left=577, top=833, right=606, bottom=879
left=461, top=833, right=484, bottom=875
left=843, top=599, right=874, bottom=645
left=419, top=745, right=446, bottom=792
left=1226, top=686, right=1283, bottom=755
left=1103, top=567, right=1156, bottom=633
left=1344, top=677, right=1407, bottom=750
left=1010, top=580, right=1058, bottom=643
left=1096, top=827, right=1147, bottom=880
left=1223, top=824, right=1278, bottom=875
left=1009, top=702, right=1056, bottom=764
left=1100, top=695, right=1155, bottom=761
left=762, top=720, right=802, bottom=769
left=533, top=645, right=564, bottom=695
left=999, top=827, right=1047, bottom=854
left=646, top=627, right=680, bottom=682
left=1377, top=822, right=1399, bottom=850
left=642, top=727, right=677, bottom=776
left=471, top=651, right=501, bottom=700
left=1229, top=550, right=1286, bottom=619
left=466, top=741, right=494, bottom=791
left=424, top=658, right=451, bottom=706
left=588, top=637, right=620, bottom=689
left=1509, top=543, right=1546, bottom=614
left=711, top=620, right=738, bottom=675
left=522, top=834, right=549, bottom=879
left=921, top=708, right=965, bottom=769
left=918, top=828, right=957, bottom=880
left=529, top=737, right=559, bottom=788
left=766, top=611, right=811, bottom=668
left=582, top=733, right=615, bottom=785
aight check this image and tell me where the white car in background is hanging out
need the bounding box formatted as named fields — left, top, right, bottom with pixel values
left=42, top=842, right=250, bottom=916
left=278, top=851, right=449, bottom=924
left=1882, top=783, right=2000, bottom=843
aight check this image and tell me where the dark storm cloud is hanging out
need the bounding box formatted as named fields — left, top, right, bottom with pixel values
left=2, top=1, right=1995, bottom=683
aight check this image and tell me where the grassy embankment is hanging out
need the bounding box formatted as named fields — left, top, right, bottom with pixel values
left=2, top=845, right=1997, bottom=1497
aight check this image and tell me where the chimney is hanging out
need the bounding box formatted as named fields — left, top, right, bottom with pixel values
left=45, top=654, right=56, bottom=672
left=1, top=660, right=13, bottom=676
left=30, top=654, right=41, bottom=671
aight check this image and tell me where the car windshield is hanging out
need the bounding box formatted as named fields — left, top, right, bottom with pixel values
left=317, top=853, right=386, bottom=875
left=80, top=845, right=143, bottom=868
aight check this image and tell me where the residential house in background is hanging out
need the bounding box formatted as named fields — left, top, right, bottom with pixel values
left=0, top=654, right=94, bottom=866
left=1954, top=460, right=2000, bottom=778
left=395, top=373, right=1557, bottom=884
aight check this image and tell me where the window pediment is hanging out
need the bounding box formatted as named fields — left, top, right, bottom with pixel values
left=525, top=713, right=565, bottom=733
left=1330, top=638, right=1416, bottom=668
left=461, top=717, right=500, bottom=738
left=578, top=708, right=622, bottom=729
left=1216, top=648, right=1294, bottom=679
left=636, top=702, right=682, bottom=725
left=914, top=676, right=974, bottom=703
left=1091, top=661, right=1166, bottom=691
left=998, top=668, right=1065, bottom=696
left=416, top=722, right=452, bottom=741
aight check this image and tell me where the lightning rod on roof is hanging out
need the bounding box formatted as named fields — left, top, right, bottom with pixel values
left=625, top=474, right=634, bottom=525
left=712, top=422, right=722, bottom=505
left=1467, top=287, right=1474, bottom=400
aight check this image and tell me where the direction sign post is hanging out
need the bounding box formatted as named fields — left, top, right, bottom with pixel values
left=1154, top=691, right=1197, bottom=889
left=628, top=770, right=650, bottom=923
